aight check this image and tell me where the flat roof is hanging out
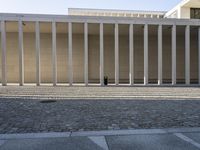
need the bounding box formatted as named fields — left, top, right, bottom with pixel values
left=68, top=8, right=166, bottom=15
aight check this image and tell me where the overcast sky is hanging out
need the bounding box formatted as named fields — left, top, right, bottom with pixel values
left=0, top=0, right=182, bottom=15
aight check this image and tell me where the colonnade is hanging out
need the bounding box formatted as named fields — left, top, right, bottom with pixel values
left=1, top=20, right=200, bottom=86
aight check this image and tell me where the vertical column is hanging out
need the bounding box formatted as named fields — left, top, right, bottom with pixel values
left=144, top=24, right=148, bottom=85
left=185, top=25, right=190, bottom=85
left=52, top=21, right=57, bottom=86
left=129, top=24, right=134, bottom=85
left=68, top=22, right=73, bottom=86
left=115, top=23, right=119, bottom=85
left=18, top=20, right=24, bottom=86
left=1, top=21, right=7, bottom=86
left=100, top=23, right=104, bottom=86
left=172, top=25, right=176, bottom=85
left=158, top=24, right=163, bottom=85
left=35, top=21, right=40, bottom=86
left=198, top=27, right=200, bottom=85
left=84, top=22, right=88, bottom=86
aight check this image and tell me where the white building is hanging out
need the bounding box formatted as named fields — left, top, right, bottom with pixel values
left=0, top=0, right=200, bottom=86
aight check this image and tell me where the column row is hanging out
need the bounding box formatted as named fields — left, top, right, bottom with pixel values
left=1, top=21, right=200, bottom=86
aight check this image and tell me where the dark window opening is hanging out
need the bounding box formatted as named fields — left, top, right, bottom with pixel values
left=191, top=8, right=200, bottom=19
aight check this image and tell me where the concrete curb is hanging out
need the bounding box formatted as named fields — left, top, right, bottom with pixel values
left=0, top=132, right=71, bottom=140
left=1, top=127, right=200, bottom=140
left=1, top=95, right=200, bottom=100
left=71, top=129, right=166, bottom=137
left=2, top=84, right=200, bottom=87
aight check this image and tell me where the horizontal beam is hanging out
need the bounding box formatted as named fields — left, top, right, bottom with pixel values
left=0, top=14, right=199, bottom=26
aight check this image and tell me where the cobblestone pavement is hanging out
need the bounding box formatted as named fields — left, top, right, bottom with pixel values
left=0, top=97, right=200, bottom=134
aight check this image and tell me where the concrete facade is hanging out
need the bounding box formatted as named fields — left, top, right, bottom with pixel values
left=165, top=0, right=200, bottom=19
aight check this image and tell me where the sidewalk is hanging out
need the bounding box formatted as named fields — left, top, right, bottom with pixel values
left=1, top=128, right=200, bottom=150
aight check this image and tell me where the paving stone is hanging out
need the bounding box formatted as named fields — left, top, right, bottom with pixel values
left=0, top=87, right=200, bottom=133
left=106, top=134, right=200, bottom=150
left=0, top=137, right=103, bottom=150
left=183, top=132, right=200, bottom=144
left=1, top=97, right=200, bottom=133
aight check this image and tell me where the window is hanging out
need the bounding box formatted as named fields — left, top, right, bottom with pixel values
left=190, top=8, right=200, bottom=19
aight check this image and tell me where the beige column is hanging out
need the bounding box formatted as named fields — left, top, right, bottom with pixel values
left=35, top=21, right=40, bottom=86
left=158, top=24, right=163, bottom=85
left=68, top=22, right=73, bottom=86
left=185, top=25, right=190, bottom=85
left=115, top=23, right=119, bottom=85
left=172, top=25, right=176, bottom=85
left=84, top=22, right=88, bottom=86
left=18, top=20, right=24, bottom=86
left=52, top=21, right=57, bottom=86
left=1, top=21, right=7, bottom=86
left=100, top=23, right=104, bottom=86
left=198, top=27, right=200, bottom=85
left=129, top=24, right=134, bottom=85
left=144, top=24, right=148, bottom=85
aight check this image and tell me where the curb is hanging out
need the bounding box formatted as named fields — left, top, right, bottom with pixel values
left=1, top=95, right=200, bottom=100
left=1, top=127, right=200, bottom=140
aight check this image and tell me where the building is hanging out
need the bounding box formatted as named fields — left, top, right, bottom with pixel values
left=0, top=0, right=200, bottom=86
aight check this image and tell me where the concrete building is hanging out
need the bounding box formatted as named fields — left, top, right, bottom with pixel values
left=0, top=0, right=200, bottom=86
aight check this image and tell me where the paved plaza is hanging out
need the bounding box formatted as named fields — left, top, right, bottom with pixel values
left=0, top=86, right=200, bottom=133
left=1, top=128, right=200, bottom=150
left=0, top=86, right=200, bottom=149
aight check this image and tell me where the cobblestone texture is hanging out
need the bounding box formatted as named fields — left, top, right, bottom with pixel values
left=0, top=97, right=200, bottom=134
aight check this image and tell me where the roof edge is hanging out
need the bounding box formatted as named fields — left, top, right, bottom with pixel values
left=164, top=0, right=190, bottom=17
left=68, top=8, right=167, bottom=15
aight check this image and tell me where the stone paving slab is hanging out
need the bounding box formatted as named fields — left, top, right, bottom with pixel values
left=0, top=137, right=103, bottom=150
left=0, top=132, right=70, bottom=140
left=1, top=128, right=200, bottom=150
left=71, top=129, right=166, bottom=137
left=106, top=134, right=200, bottom=150
left=184, top=133, right=200, bottom=144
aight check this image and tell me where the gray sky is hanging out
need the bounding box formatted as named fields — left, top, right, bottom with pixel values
left=0, top=0, right=182, bottom=14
